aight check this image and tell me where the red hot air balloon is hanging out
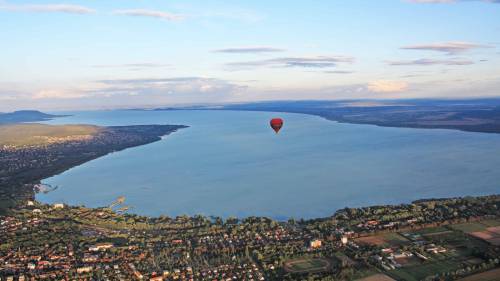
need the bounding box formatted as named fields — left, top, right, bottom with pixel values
left=270, top=118, right=284, bottom=134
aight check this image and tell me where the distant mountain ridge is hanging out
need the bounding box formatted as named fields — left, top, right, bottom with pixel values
left=0, top=110, right=65, bottom=124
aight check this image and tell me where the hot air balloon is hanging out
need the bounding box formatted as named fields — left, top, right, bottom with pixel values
left=270, top=118, right=283, bottom=134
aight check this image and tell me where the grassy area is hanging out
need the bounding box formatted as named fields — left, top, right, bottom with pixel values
left=478, top=219, right=500, bottom=227
left=414, top=226, right=450, bottom=235
left=284, top=258, right=331, bottom=273
left=389, top=259, right=461, bottom=281
left=392, top=226, right=493, bottom=280
left=356, top=232, right=409, bottom=247
left=0, top=123, right=101, bottom=146
left=355, top=273, right=396, bottom=281
left=451, top=222, right=488, bottom=233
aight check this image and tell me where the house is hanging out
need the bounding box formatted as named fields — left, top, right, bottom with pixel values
left=309, top=239, right=322, bottom=249
left=134, top=270, right=144, bottom=279
left=77, top=266, right=93, bottom=274
left=89, top=243, right=113, bottom=252
left=53, top=203, right=65, bottom=209
left=341, top=236, right=348, bottom=245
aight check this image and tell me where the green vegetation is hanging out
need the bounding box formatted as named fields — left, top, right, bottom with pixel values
left=390, top=259, right=461, bottom=281
left=0, top=123, right=101, bottom=147
left=284, top=258, right=331, bottom=273
left=451, top=222, right=491, bottom=233
left=480, top=219, right=500, bottom=227
left=1, top=195, right=499, bottom=280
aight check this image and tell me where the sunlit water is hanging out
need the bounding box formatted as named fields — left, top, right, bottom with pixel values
left=38, top=110, right=500, bottom=219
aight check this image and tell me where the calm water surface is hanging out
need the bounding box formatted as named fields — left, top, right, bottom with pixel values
left=38, top=110, right=500, bottom=219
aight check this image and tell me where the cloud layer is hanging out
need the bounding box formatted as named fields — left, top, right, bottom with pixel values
left=226, top=56, right=354, bottom=70
left=401, top=42, right=491, bottom=54
left=0, top=3, right=95, bottom=14
left=94, top=77, right=245, bottom=97
left=213, top=47, right=285, bottom=54
left=112, top=9, right=183, bottom=21
left=388, top=58, right=474, bottom=65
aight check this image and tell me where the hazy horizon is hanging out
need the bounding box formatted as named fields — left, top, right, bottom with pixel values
left=1, top=0, right=499, bottom=111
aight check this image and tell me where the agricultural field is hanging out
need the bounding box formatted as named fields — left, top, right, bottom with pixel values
left=355, top=273, right=396, bottom=281
left=350, top=269, right=380, bottom=280
left=283, top=258, right=332, bottom=274
left=450, top=219, right=500, bottom=246
left=414, top=226, right=450, bottom=235
left=388, top=259, right=462, bottom=281
left=479, top=219, right=500, bottom=227
left=0, top=123, right=101, bottom=147
left=469, top=227, right=500, bottom=246
left=355, top=232, right=410, bottom=247
left=385, top=224, right=496, bottom=281
left=451, top=222, right=491, bottom=233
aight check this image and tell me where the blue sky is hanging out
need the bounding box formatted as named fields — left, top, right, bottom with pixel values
left=0, top=0, right=499, bottom=110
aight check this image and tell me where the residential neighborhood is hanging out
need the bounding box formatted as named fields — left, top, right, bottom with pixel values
left=1, top=195, right=499, bottom=280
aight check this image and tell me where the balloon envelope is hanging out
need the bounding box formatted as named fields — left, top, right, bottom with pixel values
left=270, top=118, right=284, bottom=133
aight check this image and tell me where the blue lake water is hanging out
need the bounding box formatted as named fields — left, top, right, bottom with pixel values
left=38, top=110, right=500, bottom=219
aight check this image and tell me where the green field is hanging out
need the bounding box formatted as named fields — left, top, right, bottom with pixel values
left=284, top=258, right=331, bottom=273
left=0, top=123, right=101, bottom=146
left=476, top=219, right=500, bottom=227
left=392, top=225, right=493, bottom=281
left=449, top=220, right=500, bottom=233
left=414, top=226, right=450, bottom=235
left=451, top=222, right=488, bottom=233
left=389, top=259, right=461, bottom=281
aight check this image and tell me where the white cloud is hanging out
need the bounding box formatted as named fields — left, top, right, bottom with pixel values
left=226, top=56, right=354, bottom=70
left=388, top=58, right=474, bottom=65
left=213, top=47, right=285, bottom=54
left=32, top=89, right=86, bottom=99
left=113, top=9, right=183, bottom=21
left=401, top=42, right=492, bottom=54
left=0, top=2, right=95, bottom=14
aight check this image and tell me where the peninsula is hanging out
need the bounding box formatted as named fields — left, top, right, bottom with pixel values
left=0, top=123, right=188, bottom=212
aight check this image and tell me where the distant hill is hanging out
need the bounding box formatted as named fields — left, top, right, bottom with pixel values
left=216, top=98, right=500, bottom=134
left=0, top=110, right=65, bottom=124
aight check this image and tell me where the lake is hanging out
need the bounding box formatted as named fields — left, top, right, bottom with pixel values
left=38, top=110, right=500, bottom=219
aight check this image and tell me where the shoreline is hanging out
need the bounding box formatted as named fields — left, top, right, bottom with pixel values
left=0, top=124, right=188, bottom=214
left=25, top=193, right=500, bottom=223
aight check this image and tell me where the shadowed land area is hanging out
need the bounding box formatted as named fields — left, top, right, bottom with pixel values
left=215, top=99, right=500, bottom=134
left=0, top=123, right=188, bottom=213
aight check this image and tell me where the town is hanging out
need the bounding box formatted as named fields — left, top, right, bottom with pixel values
left=1, top=195, right=499, bottom=280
